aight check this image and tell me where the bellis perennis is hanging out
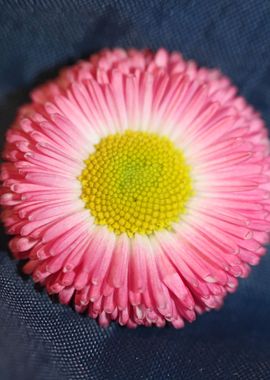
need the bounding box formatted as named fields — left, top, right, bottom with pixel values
left=1, top=48, right=270, bottom=328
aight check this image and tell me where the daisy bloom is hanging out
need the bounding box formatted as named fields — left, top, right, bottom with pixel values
left=1, top=48, right=270, bottom=328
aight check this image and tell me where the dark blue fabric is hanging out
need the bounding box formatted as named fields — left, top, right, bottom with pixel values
left=1, top=1, right=270, bottom=379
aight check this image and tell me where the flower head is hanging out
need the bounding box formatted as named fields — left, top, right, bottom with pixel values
left=1, top=48, right=270, bottom=328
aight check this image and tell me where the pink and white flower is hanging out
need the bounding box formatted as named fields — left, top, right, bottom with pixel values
left=1, top=48, right=270, bottom=328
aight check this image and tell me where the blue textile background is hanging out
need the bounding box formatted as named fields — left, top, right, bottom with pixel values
left=0, top=1, right=270, bottom=379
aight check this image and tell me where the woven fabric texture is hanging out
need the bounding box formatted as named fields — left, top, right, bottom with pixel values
left=0, top=1, right=270, bottom=379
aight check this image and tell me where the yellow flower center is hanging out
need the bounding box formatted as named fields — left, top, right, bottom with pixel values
left=79, top=130, right=193, bottom=236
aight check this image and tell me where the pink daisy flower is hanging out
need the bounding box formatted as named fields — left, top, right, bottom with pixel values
left=1, top=48, right=270, bottom=328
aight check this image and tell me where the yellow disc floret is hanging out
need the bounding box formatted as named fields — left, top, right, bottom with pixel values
left=79, top=130, right=193, bottom=236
